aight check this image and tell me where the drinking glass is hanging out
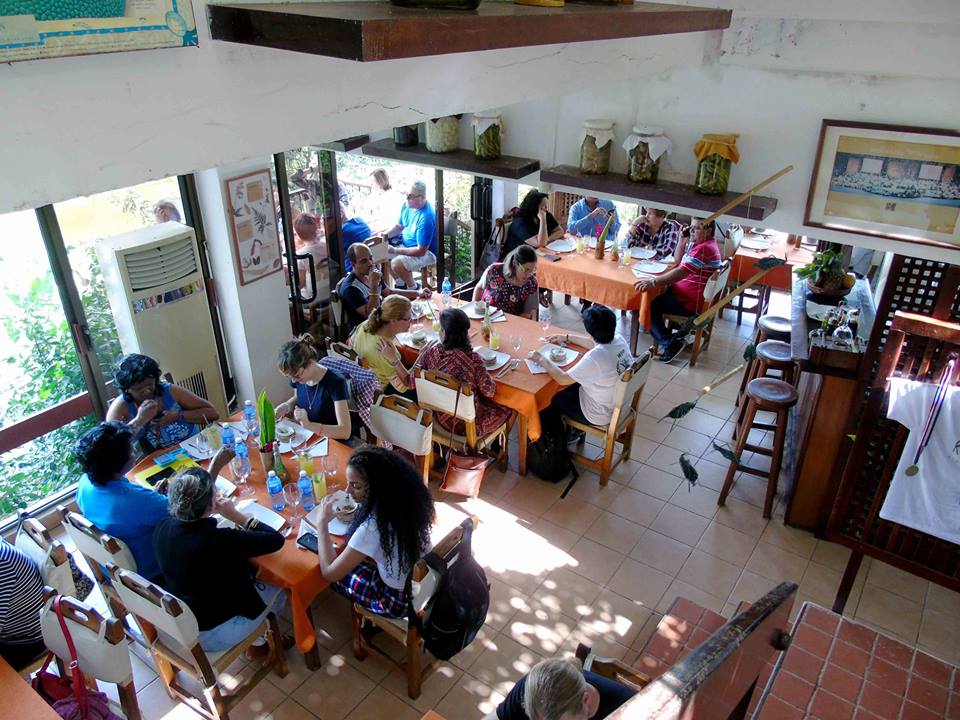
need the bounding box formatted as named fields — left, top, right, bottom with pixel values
left=489, top=329, right=501, bottom=351
left=231, top=455, right=255, bottom=497
left=283, top=483, right=302, bottom=522
left=321, top=454, right=339, bottom=489
left=539, top=308, right=551, bottom=336
left=194, top=431, right=210, bottom=457
left=510, top=334, right=522, bottom=355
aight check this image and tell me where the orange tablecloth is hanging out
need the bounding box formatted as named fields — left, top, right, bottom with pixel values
left=731, top=236, right=813, bottom=291
left=132, top=422, right=353, bottom=656
left=0, top=656, right=61, bottom=719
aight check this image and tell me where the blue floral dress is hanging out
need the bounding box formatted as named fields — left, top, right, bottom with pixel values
left=125, top=382, right=197, bottom=450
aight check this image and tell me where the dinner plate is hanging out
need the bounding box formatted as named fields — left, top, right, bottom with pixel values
left=236, top=500, right=287, bottom=532
left=630, top=247, right=657, bottom=260
left=536, top=343, right=579, bottom=367
left=740, top=237, right=772, bottom=251
left=275, top=419, right=311, bottom=453
left=477, top=349, right=511, bottom=372
left=586, top=237, right=615, bottom=249
left=396, top=331, right=439, bottom=350
left=632, top=261, right=669, bottom=275
left=463, top=302, right=498, bottom=320
left=546, top=238, right=575, bottom=253
left=180, top=432, right=214, bottom=461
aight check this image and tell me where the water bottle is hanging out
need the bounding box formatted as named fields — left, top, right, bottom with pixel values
left=441, top=277, right=452, bottom=306
left=243, top=400, right=259, bottom=438
left=266, top=471, right=285, bottom=511
left=298, top=470, right=315, bottom=512
left=220, top=424, right=235, bottom=448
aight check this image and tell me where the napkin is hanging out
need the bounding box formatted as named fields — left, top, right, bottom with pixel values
left=308, top=437, right=329, bottom=457
left=524, top=358, right=549, bottom=375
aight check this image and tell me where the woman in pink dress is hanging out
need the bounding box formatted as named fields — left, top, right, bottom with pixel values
left=417, top=308, right=514, bottom=436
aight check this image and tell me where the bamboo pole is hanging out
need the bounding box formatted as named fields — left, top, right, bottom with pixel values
left=702, top=164, right=794, bottom=225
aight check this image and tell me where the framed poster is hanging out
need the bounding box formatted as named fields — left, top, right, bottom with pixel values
left=0, top=0, right=197, bottom=63
left=805, top=120, right=960, bottom=249
left=225, top=169, right=284, bottom=287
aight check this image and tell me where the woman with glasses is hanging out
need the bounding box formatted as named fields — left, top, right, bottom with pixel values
left=349, top=295, right=417, bottom=398
left=473, top=244, right=540, bottom=319
left=275, top=335, right=352, bottom=440
left=315, top=446, right=434, bottom=618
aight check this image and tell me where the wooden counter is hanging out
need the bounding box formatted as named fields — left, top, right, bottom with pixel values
left=0, top=656, right=61, bottom=720
left=785, top=277, right=875, bottom=531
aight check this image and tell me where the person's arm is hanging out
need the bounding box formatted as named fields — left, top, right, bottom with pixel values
left=566, top=203, right=593, bottom=236
left=607, top=205, right=621, bottom=240
left=525, top=211, right=549, bottom=248
left=473, top=357, right=497, bottom=399
left=546, top=213, right=564, bottom=242
left=634, top=266, right=688, bottom=292
left=544, top=332, right=595, bottom=350
left=295, top=399, right=351, bottom=440
left=275, top=392, right=299, bottom=420
left=472, top=267, right=491, bottom=301
left=528, top=349, right=576, bottom=386
left=391, top=214, right=432, bottom=258
left=107, top=395, right=157, bottom=436
left=214, top=498, right=285, bottom=556
left=521, top=290, right=538, bottom=320
left=315, top=495, right=368, bottom=582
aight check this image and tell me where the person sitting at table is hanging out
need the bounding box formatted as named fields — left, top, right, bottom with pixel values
left=566, top=196, right=620, bottom=242
left=337, top=243, right=432, bottom=334
left=369, top=168, right=405, bottom=239
left=340, top=202, right=372, bottom=273
left=154, top=453, right=290, bottom=656
left=624, top=207, right=682, bottom=258
left=485, top=656, right=636, bottom=720
left=75, top=421, right=171, bottom=582
left=385, top=180, right=437, bottom=290
left=349, top=295, right=416, bottom=399
left=105, top=353, right=218, bottom=452
left=0, top=539, right=45, bottom=667
left=315, top=446, right=434, bottom=618
left=502, top=189, right=564, bottom=259
left=635, top=217, right=723, bottom=363
left=472, top=245, right=539, bottom=320
left=416, top=308, right=514, bottom=436
left=529, top=306, right=634, bottom=440
left=275, top=334, right=352, bottom=440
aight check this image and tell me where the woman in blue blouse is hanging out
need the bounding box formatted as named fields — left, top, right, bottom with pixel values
left=106, top=354, right=218, bottom=451
left=275, top=335, right=352, bottom=440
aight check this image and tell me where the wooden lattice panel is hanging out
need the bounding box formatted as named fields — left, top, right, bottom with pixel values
left=549, top=191, right=580, bottom=229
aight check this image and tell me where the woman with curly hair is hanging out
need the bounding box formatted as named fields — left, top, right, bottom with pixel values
left=316, top=446, right=435, bottom=617
left=105, top=353, right=218, bottom=451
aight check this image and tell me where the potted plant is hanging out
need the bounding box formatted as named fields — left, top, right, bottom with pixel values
left=796, top=246, right=855, bottom=300
left=257, top=390, right=276, bottom=475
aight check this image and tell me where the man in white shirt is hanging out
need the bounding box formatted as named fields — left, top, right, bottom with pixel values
left=531, top=306, right=634, bottom=437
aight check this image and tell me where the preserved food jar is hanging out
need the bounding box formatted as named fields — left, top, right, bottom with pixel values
left=623, top=126, right=671, bottom=184
left=693, top=133, right=739, bottom=195
left=473, top=111, right=503, bottom=160
left=425, top=115, right=460, bottom=153
left=393, top=124, right=419, bottom=146
left=578, top=119, right=614, bottom=175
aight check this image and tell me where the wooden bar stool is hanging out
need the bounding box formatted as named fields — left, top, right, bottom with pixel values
left=735, top=340, right=798, bottom=437
left=736, top=315, right=791, bottom=406
left=719, top=377, right=798, bottom=518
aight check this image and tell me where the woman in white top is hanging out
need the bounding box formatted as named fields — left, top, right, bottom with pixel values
left=315, top=446, right=435, bottom=617
left=530, top=305, right=634, bottom=427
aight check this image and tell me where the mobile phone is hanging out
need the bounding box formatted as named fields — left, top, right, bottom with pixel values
left=145, top=466, right=176, bottom=487
left=297, top=532, right=319, bottom=553
left=542, top=254, right=562, bottom=262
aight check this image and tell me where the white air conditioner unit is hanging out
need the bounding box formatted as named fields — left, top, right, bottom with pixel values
left=96, top=222, right=228, bottom=418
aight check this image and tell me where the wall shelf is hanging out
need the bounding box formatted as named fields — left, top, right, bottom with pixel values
left=540, top=165, right=779, bottom=222
left=207, top=1, right=731, bottom=62
left=315, top=135, right=369, bottom=152
left=362, top=138, right=540, bottom=180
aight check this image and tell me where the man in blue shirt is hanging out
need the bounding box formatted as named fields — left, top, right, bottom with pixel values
left=340, top=202, right=373, bottom=273
left=567, top=196, right=620, bottom=241
left=386, top=180, right=437, bottom=289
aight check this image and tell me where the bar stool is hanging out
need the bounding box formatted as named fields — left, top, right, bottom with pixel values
left=719, top=377, right=798, bottom=518
left=736, top=314, right=792, bottom=408
left=735, top=340, right=798, bottom=437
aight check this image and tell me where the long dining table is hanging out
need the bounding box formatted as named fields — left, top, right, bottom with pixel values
left=0, top=655, right=61, bottom=719
left=132, top=418, right=351, bottom=669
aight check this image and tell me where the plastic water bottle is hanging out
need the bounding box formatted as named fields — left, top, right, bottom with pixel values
left=298, top=470, right=315, bottom=512
left=243, top=400, right=259, bottom=438
left=266, top=471, right=285, bottom=511
left=441, top=277, right=452, bottom=307
left=220, top=424, right=235, bottom=448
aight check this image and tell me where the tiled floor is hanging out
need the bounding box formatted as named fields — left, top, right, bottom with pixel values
left=69, top=292, right=960, bottom=719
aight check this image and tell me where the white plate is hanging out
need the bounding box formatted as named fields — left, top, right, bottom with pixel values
left=806, top=300, right=833, bottom=321
left=275, top=419, right=311, bottom=453
left=477, top=349, right=511, bottom=372
left=632, top=261, right=669, bottom=275
left=546, top=238, right=575, bottom=253
left=587, top=237, right=614, bottom=249
left=304, top=499, right=355, bottom=536
left=215, top=475, right=237, bottom=497
left=538, top=343, right=579, bottom=367
left=740, top=237, right=772, bottom=251
left=180, top=432, right=214, bottom=461
left=236, top=500, right=287, bottom=532
left=630, top=247, right=657, bottom=260
left=396, top=331, right=439, bottom=350
left=464, top=302, right=498, bottom=320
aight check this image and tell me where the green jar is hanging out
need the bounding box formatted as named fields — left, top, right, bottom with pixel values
left=473, top=112, right=502, bottom=160
left=628, top=142, right=659, bottom=183
left=695, top=153, right=732, bottom=195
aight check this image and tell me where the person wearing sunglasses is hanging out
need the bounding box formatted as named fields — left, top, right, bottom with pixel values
left=385, top=180, right=437, bottom=290
left=473, top=244, right=540, bottom=320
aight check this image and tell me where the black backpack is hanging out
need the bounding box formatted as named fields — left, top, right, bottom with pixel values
left=527, top=408, right=579, bottom=492
left=409, top=519, right=489, bottom=661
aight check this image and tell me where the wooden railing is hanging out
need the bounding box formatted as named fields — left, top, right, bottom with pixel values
left=0, top=391, right=97, bottom=455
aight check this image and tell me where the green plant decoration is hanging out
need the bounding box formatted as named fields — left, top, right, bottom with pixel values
left=796, top=247, right=845, bottom=290
left=257, top=390, right=276, bottom=450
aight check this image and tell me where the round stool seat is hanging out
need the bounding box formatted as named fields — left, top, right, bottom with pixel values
left=746, top=377, right=798, bottom=409
left=756, top=340, right=794, bottom=366
left=759, top=315, right=791, bottom=342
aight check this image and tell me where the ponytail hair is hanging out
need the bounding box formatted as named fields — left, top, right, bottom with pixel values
left=363, top=295, right=410, bottom=334
left=278, top=333, right=321, bottom=375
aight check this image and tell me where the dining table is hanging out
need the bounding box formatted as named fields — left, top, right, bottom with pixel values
left=131, top=415, right=352, bottom=670
left=0, top=655, right=61, bottom=720
left=730, top=233, right=814, bottom=291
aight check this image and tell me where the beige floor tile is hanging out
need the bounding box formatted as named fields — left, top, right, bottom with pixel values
left=677, top=549, right=743, bottom=599
left=263, top=698, right=320, bottom=720
left=136, top=677, right=185, bottom=720
left=855, top=586, right=923, bottom=643
left=505, top=595, right=577, bottom=657
left=668, top=483, right=720, bottom=520
left=580, top=588, right=656, bottom=648
left=433, top=672, right=506, bottom=720
left=469, top=632, right=542, bottom=692
left=634, top=413, right=672, bottom=443
left=339, top=638, right=394, bottom=684
left=266, top=641, right=326, bottom=694
left=477, top=469, right=522, bottom=500
left=662, top=426, right=713, bottom=456
left=485, top=577, right=526, bottom=632
left=644, top=444, right=687, bottom=478
left=627, top=464, right=683, bottom=500
left=728, top=569, right=781, bottom=608
left=604, top=460, right=647, bottom=488
left=649, top=361, right=681, bottom=383
left=696, top=521, right=757, bottom=567
left=714, top=497, right=769, bottom=538
left=924, top=582, right=960, bottom=615
left=584, top=510, right=646, bottom=554
left=528, top=517, right=582, bottom=553
left=917, top=608, right=960, bottom=666
left=656, top=382, right=701, bottom=405
left=694, top=393, right=737, bottom=421
left=229, top=677, right=289, bottom=720
left=380, top=662, right=464, bottom=714
left=691, top=457, right=729, bottom=493
left=866, top=560, right=929, bottom=604
left=656, top=579, right=726, bottom=615
left=630, top=613, right=665, bottom=653
left=313, top=590, right=360, bottom=652
left=727, top=473, right=771, bottom=509
left=640, top=396, right=677, bottom=420
left=627, top=435, right=660, bottom=463
left=649, top=503, right=710, bottom=547
left=562, top=473, right=626, bottom=509
left=292, top=653, right=377, bottom=720
left=448, top=624, right=498, bottom=672
left=671, top=365, right=724, bottom=391
left=343, top=686, right=421, bottom=720
left=567, top=537, right=626, bottom=585
left=606, top=557, right=673, bottom=610
left=602, top=486, right=665, bottom=528
left=759, top=521, right=818, bottom=560
left=566, top=624, right=632, bottom=662
left=745, top=541, right=809, bottom=584
left=630, top=529, right=693, bottom=576
left=541, top=495, right=604, bottom=535
left=501, top=478, right=563, bottom=516
left=534, top=566, right=604, bottom=620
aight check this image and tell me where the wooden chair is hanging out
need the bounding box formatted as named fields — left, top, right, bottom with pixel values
left=562, top=352, right=653, bottom=485
left=351, top=517, right=477, bottom=699
left=40, top=587, right=142, bottom=720
left=368, top=394, right=433, bottom=484
left=108, top=565, right=287, bottom=720
left=327, top=337, right=368, bottom=368
left=576, top=642, right=651, bottom=693
left=16, top=516, right=76, bottom=598
left=414, top=369, right=514, bottom=475
left=663, top=259, right=731, bottom=367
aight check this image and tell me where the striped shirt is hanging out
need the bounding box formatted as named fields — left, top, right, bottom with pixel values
left=626, top=218, right=682, bottom=256
left=319, top=355, right=380, bottom=430
left=0, top=540, right=44, bottom=646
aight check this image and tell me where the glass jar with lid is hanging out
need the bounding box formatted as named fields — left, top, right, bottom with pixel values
left=425, top=115, right=461, bottom=153
left=393, top=124, right=419, bottom=147
left=693, top=133, right=740, bottom=195
left=623, top=126, right=671, bottom=184
left=579, top=119, right=615, bottom=175
left=472, top=112, right=503, bottom=160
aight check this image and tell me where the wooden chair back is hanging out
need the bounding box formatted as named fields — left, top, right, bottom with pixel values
left=365, top=234, right=390, bottom=264
left=703, top=259, right=732, bottom=305
left=15, top=516, right=75, bottom=597
left=369, top=395, right=433, bottom=456
left=611, top=352, right=653, bottom=411
left=60, top=507, right=137, bottom=581
left=327, top=338, right=367, bottom=368
left=413, top=369, right=479, bottom=450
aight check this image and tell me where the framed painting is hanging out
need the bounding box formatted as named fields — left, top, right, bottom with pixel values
left=224, top=169, right=283, bottom=287
left=805, top=120, right=960, bottom=249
